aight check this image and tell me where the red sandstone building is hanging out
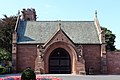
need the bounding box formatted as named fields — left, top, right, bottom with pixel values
left=12, top=8, right=108, bottom=74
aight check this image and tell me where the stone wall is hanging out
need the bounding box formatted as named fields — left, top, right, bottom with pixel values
left=16, top=44, right=37, bottom=72
left=107, top=51, right=120, bottom=74
left=83, top=44, right=101, bottom=74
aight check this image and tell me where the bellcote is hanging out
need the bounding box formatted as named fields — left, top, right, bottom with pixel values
left=21, top=8, right=37, bottom=21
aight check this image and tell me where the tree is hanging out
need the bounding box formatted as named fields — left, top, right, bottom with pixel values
left=101, top=27, right=116, bottom=51
left=0, top=15, right=17, bottom=63
left=0, top=15, right=17, bottom=53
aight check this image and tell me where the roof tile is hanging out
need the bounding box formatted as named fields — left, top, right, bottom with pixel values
left=17, top=21, right=100, bottom=44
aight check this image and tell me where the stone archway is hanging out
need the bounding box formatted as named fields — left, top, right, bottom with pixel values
left=49, top=48, right=71, bottom=74
left=44, top=41, right=78, bottom=74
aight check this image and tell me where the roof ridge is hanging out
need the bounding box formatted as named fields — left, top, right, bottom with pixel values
left=26, top=21, right=94, bottom=22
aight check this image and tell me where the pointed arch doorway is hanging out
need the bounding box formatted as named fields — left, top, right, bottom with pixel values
left=49, top=48, right=71, bottom=74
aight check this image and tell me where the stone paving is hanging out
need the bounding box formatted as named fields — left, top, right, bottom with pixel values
left=42, top=74, right=120, bottom=80
left=57, top=75, right=120, bottom=80
left=1, top=74, right=120, bottom=80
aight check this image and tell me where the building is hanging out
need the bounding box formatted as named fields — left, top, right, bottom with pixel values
left=12, top=8, right=106, bottom=74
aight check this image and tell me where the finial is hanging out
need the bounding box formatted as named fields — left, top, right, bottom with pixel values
left=59, top=22, right=61, bottom=29
left=95, top=10, right=97, bottom=17
left=57, top=20, right=62, bottom=31
left=18, top=10, right=20, bottom=15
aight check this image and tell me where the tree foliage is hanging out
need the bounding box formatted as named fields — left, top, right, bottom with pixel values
left=0, top=15, right=17, bottom=53
left=0, top=15, right=17, bottom=62
left=101, top=27, right=116, bottom=51
left=0, top=48, right=11, bottom=62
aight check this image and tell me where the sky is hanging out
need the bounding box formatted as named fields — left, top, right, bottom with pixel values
left=0, top=0, right=120, bottom=49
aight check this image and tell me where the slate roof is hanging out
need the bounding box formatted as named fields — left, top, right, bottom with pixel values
left=16, top=20, right=100, bottom=44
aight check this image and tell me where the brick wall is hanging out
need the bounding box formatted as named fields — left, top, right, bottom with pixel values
left=16, top=44, right=37, bottom=72
left=107, top=51, right=120, bottom=74
left=83, top=44, right=101, bottom=74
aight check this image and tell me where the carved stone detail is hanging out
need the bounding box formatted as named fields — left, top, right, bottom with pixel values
left=76, top=45, right=85, bottom=74
left=35, top=45, right=45, bottom=73
left=76, top=45, right=83, bottom=61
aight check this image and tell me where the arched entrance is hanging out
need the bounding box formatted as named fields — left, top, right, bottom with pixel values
left=49, top=48, right=71, bottom=74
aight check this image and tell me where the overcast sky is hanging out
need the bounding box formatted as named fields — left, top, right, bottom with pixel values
left=0, top=0, right=120, bottom=49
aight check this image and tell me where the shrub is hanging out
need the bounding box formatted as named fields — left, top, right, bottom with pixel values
left=6, top=66, right=12, bottom=73
left=21, top=68, right=36, bottom=80
left=0, top=66, right=6, bottom=74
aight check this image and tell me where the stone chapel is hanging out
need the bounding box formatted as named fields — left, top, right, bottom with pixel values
left=12, top=8, right=107, bottom=74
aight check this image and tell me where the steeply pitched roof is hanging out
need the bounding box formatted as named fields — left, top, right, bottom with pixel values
left=17, top=20, right=101, bottom=44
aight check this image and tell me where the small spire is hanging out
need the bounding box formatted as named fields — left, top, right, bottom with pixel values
left=95, top=10, right=97, bottom=18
